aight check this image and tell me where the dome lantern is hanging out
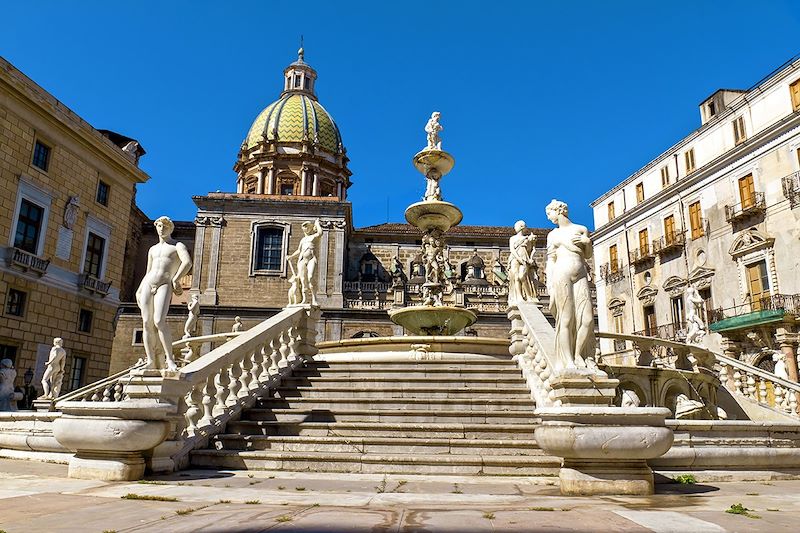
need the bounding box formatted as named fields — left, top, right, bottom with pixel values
left=282, top=47, right=318, bottom=99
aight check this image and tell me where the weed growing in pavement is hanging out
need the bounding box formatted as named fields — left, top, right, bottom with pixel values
left=175, top=506, right=207, bottom=516
left=277, top=485, right=286, bottom=490
left=275, top=515, right=292, bottom=523
left=375, top=476, right=388, bottom=493
left=137, top=480, right=168, bottom=485
left=451, top=483, right=462, bottom=494
left=746, top=492, right=759, bottom=496
left=529, top=507, right=555, bottom=511
left=295, top=487, right=306, bottom=491
left=244, top=500, right=261, bottom=505
left=121, top=493, right=179, bottom=502
left=767, top=508, right=780, bottom=512
left=674, top=474, right=697, bottom=484
left=482, top=512, right=495, bottom=519
left=725, top=503, right=760, bottom=519
left=218, top=499, right=231, bottom=504
left=247, top=474, right=254, bottom=478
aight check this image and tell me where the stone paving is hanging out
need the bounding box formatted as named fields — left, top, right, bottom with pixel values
left=0, top=459, right=798, bottom=532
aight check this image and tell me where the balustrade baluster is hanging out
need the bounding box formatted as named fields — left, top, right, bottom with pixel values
left=790, top=391, right=799, bottom=417
left=746, top=374, right=757, bottom=400
left=199, top=375, right=216, bottom=427
left=214, top=368, right=230, bottom=417
left=238, top=353, right=253, bottom=398
left=113, top=383, right=124, bottom=401
left=250, top=347, right=263, bottom=390
left=102, top=384, right=113, bottom=402
left=258, top=343, right=271, bottom=383
left=733, top=371, right=743, bottom=395
left=719, top=363, right=729, bottom=389
left=758, top=380, right=768, bottom=405
left=227, top=360, right=242, bottom=405
left=269, top=337, right=281, bottom=375
left=279, top=331, right=291, bottom=368
left=184, top=386, right=204, bottom=437
left=287, top=326, right=300, bottom=362
left=91, top=391, right=102, bottom=401
left=775, top=384, right=786, bottom=412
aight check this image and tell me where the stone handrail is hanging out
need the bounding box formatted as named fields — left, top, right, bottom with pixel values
left=716, top=352, right=800, bottom=417
left=55, top=361, right=148, bottom=404
left=172, top=331, right=243, bottom=365
left=508, top=302, right=559, bottom=407
left=596, top=331, right=716, bottom=371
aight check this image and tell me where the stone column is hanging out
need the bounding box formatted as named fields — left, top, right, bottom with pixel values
left=331, top=220, right=346, bottom=307
left=190, top=218, right=207, bottom=296
left=200, top=216, right=224, bottom=305
left=312, top=172, right=320, bottom=196
left=337, top=182, right=343, bottom=200
left=776, top=328, right=799, bottom=383
left=719, top=338, right=740, bottom=390
left=266, top=167, right=275, bottom=195
left=256, top=170, right=265, bottom=194
left=300, top=167, right=308, bottom=195
left=236, top=177, right=244, bottom=193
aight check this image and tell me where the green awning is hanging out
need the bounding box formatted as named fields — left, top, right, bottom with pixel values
left=710, top=309, right=785, bottom=332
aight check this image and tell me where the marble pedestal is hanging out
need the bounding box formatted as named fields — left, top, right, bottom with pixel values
left=534, top=406, right=673, bottom=496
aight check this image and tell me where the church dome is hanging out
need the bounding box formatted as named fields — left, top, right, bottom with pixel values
left=244, top=93, right=343, bottom=154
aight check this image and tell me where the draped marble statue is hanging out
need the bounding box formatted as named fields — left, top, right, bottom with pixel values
left=545, top=200, right=594, bottom=370
left=136, top=216, right=192, bottom=371
left=424, top=111, right=443, bottom=151
left=507, top=220, right=537, bottom=305
left=684, top=285, right=706, bottom=345
left=41, top=337, right=67, bottom=399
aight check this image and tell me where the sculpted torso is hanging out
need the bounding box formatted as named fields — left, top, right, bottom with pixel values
left=140, top=241, right=188, bottom=294
left=546, top=223, right=591, bottom=283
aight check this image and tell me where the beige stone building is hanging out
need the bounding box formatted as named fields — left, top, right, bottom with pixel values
left=109, top=50, right=563, bottom=372
left=591, top=57, right=800, bottom=381
left=0, top=56, right=150, bottom=392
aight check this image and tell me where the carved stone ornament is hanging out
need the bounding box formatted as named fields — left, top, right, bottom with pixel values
left=319, top=219, right=346, bottom=230
left=729, top=228, right=774, bottom=258
left=688, top=266, right=715, bottom=290
left=195, top=215, right=225, bottom=227
left=63, top=196, right=80, bottom=229
left=662, top=276, right=687, bottom=298
left=636, top=285, right=658, bottom=306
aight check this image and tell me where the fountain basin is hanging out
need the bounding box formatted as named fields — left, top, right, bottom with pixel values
left=405, top=201, right=463, bottom=233
left=412, top=149, right=454, bottom=176
left=389, top=305, right=477, bottom=336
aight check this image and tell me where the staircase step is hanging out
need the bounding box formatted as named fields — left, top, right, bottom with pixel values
left=189, top=449, right=559, bottom=476
left=211, top=434, right=543, bottom=455
left=253, top=397, right=535, bottom=412
left=244, top=408, right=537, bottom=424
left=282, top=376, right=526, bottom=388
left=271, top=386, right=531, bottom=399
left=224, top=421, right=538, bottom=439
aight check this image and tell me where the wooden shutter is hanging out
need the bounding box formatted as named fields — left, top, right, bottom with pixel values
left=664, top=215, right=675, bottom=244
left=746, top=261, right=769, bottom=310
left=609, top=245, right=618, bottom=272
left=689, top=202, right=702, bottom=238
left=791, top=79, right=800, bottom=111
left=638, top=229, right=649, bottom=254
left=738, top=174, right=755, bottom=208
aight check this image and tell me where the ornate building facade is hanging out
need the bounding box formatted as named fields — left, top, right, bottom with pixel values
left=110, top=50, right=557, bottom=372
left=591, top=57, right=800, bottom=382
left=0, top=56, right=150, bottom=391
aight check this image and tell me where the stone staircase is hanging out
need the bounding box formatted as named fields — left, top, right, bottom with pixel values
left=190, top=357, right=560, bottom=475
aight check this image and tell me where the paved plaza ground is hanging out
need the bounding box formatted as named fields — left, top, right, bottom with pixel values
left=0, top=459, right=798, bottom=532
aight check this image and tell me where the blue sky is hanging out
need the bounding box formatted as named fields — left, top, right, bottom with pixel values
left=2, top=1, right=799, bottom=230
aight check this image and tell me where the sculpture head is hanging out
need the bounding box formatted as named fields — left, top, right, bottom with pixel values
left=154, top=216, right=175, bottom=239
left=431, top=111, right=440, bottom=121
left=53, top=337, right=63, bottom=348
left=0, top=359, right=12, bottom=370
left=513, top=220, right=526, bottom=233
left=301, top=221, right=314, bottom=235
left=545, top=199, right=569, bottom=224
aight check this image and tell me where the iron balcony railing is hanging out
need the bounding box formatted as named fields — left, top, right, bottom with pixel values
left=632, top=321, right=687, bottom=342
left=708, top=293, right=800, bottom=324
left=8, top=247, right=50, bottom=275
left=78, top=273, right=112, bottom=296
left=599, top=261, right=625, bottom=283
left=724, top=191, right=766, bottom=223
left=652, top=232, right=686, bottom=256
left=783, top=170, right=800, bottom=209
left=628, top=245, right=655, bottom=266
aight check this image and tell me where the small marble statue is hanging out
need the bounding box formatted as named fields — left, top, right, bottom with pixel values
left=0, top=359, right=22, bottom=411
left=41, top=337, right=67, bottom=399
left=772, top=351, right=789, bottom=380
left=183, top=294, right=200, bottom=339
left=286, top=219, right=322, bottom=306
left=684, top=285, right=706, bottom=345
left=545, top=200, right=595, bottom=370
left=232, top=316, right=243, bottom=333
left=424, top=168, right=442, bottom=201
left=674, top=393, right=705, bottom=419
left=122, top=140, right=140, bottom=161
left=391, top=256, right=406, bottom=287
left=424, top=111, right=443, bottom=151
left=136, top=216, right=192, bottom=371
left=620, top=388, right=641, bottom=408
left=507, top=220, right=537, bottom=305
left=63, top=196, right=80, bottom=230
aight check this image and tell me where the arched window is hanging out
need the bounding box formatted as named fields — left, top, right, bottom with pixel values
left=351, top=331, right=380, bottom=338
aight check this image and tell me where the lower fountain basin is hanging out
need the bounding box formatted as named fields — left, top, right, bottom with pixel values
left=389, top=305, right=477, bottom=336
left=405, top=201, right=463, bottom=233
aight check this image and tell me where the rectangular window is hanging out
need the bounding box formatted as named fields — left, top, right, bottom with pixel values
left=671, top=296, right=685, bottom=325
left=13, top=198, right=45, bottom=254
left=746, top=260, right=770, bottom=310
left=733, top=116, right=747, bottom=144
left=0, top=344, right=18, bottom=365
left=684, top=148, right=696, bottom=173
left=255, top=227, right=283, bottom=271
left=635, top=183, right=644, bottom=204
left=613, top=313, right=623, bottom=334
left=32, top=141, right=51, bottom=171
left=664, top=215, right=676, bottom=243
left=790, top=78, right=800, bottom=112
left=78, top=308, right=93, bottom=333
left=609, top=244, right=619, bottom=272
left=738, top=174, right=756, bottom=208
left=689, top=201, right=703, bottom=238
left=660, top=166, right=670, bottom=188
left=699, top=288, right=712, bottom=318
left=280, top=183, right=294, bottom=195
left=69, top=356, right=86, bottom=391
left=6, top=288, right=26, bottom=317
left=607, top=201, right=615, bottom=221
left=83, top=232, right=106, bottom=278
left=96, top=180, right=110, bottom=206
left=643, top=305, right=657, bottom=336
left=638, top=228, right=649, bottom=255
left=132, top=329, right=144, bottom=345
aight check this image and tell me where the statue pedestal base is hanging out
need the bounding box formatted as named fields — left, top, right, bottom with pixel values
left=534, top=407, right=673, bottom=496
left=550, top=368, right=619, bottom=406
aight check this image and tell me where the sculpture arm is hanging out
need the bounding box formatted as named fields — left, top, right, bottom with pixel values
left=172, top=243, right=193, bottom=293
left=312, top=219, right=323, bottom=239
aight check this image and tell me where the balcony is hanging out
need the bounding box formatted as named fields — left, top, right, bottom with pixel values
left=628, top=246, right=655, bottom=267
left=7, top=247, right=50, bottom=276
left=633, top=321, right=686, bottom=342
left=79, top=274, right=111, bottom=297
left=599, top=262, right=625, bottom=283
left=709, top=293, right=800, bottom=332
left=783, top=170, right=800, bottom=208
left=689, top=218, right=708, bottom=239
left=652, top=232, right=686, bottom=256
left=724, top=192, right=766, bottom=224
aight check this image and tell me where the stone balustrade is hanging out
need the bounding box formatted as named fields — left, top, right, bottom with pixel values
left=717, top=352, right=800, bottom=418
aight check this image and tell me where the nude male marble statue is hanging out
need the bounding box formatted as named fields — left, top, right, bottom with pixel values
left=136, top=216, right=192, bottom=371
left=41, top=337, right=67, bottom=399
left=425, top=111, right=443, bottom=151
left=286, top=219, right=322, bottom=306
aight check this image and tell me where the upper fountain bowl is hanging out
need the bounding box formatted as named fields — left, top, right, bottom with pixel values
left=413, top=149, right=455, bottom=177
left=405, top=200, right=463, bottom=233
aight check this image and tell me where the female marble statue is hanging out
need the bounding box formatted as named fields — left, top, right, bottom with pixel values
left=425, top=111, right=443, bottom=151
left=545, top=200, right=594, bottom=370
left=507, top=220, right=537, bottom=305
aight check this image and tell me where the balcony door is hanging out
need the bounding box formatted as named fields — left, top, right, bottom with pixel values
left=663, top=215, right=676, bottom=245
left=638, top=228, right=649, bottom=255
left=738, top=174, right=755, bottom=209
left=746, top=260, right=770, bottom=311
left=643, top=305, right=657, bottom=336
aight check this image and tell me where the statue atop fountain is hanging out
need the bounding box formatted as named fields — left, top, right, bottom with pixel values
left=388, top=112, right=477, bottom=336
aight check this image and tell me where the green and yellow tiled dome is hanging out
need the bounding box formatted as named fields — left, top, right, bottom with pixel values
left=244, top=93, right=343, bottom=154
